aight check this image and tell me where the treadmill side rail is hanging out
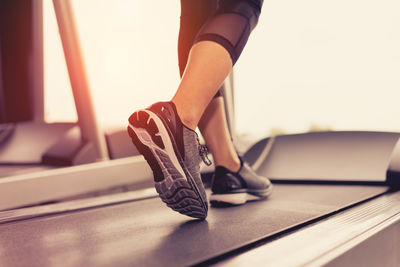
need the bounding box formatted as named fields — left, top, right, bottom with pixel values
left=0, top=156, right=152, bottom=211
left=217, top=190, right=400, bottom=267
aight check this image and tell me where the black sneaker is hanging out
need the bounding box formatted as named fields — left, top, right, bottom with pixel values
left=210, top=158, right=273, bottom=206
left=127, top=102, right=210, bottom=219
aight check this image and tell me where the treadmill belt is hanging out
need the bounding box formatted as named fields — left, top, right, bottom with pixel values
left=0, top=184, right=387, bottom=266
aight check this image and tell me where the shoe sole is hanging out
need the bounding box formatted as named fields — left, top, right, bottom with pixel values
left=128, top=109, right=207, bottom=219
left=210, top=185, right=273, bottom=206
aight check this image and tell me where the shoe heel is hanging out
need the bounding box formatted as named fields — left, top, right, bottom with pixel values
left=128, top=110, right=208, bottom=219
left=128, top=111, right=164, bottom=182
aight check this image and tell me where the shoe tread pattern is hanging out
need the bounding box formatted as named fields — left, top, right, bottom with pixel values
left=128, top=110, right=207, bottom=219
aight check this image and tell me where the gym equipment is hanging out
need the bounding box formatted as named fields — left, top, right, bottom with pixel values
left=0, top=1, right=399, bottom=266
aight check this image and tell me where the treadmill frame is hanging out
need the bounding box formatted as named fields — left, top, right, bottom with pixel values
left=1, top=1, right=398, bottom=212
left=216, top=190, right=400, bottom=266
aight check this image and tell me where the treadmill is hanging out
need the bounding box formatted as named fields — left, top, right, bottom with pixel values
left=0, top=1, right=399, bottom=266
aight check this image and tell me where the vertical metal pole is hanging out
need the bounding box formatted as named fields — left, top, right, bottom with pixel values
left=31, top=0, right=44, bottom=122
left=52, top=0, right=109, bottom=161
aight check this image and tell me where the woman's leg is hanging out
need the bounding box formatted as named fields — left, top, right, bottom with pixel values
left=172, top=41, right=232, bottom=130
left=198, top=96, right=241, bottom=172
left=177, top=0, right=240, bottom=171
left=173, top=0, right=263, bottom=130
left=178, top=0, right=216, bottom=77
left=128, top=0, right=266, bottom=219
left=174, top=0, right=263, bottom=171
left=176, top=0, right=223, bottom=131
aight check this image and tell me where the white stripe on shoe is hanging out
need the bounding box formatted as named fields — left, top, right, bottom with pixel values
left=129, top=110, right=185, bottom=180
left=210, top=193, right=263, bottom=205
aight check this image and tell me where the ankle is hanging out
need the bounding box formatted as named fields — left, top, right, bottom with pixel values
left=179, top=114, right=197, bottom=130
left=171, top=100, right=197, bottom=130
left=215, top=156, right=241, bottom=173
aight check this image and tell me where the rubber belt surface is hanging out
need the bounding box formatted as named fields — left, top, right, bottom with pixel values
left=0, top=184, right=387, bottom=266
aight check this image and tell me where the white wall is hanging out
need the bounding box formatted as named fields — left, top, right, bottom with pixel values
left=235, top=0, right=400, bottom=137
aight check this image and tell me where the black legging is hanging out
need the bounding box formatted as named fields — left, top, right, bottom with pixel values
left=178, top=0, right=263, bottom=97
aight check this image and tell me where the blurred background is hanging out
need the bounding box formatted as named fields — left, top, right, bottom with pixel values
left=44, top=0, right=400, bottom=140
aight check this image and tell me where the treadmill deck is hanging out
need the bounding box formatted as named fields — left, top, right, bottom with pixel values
left=0, top=184, right=387, bottom=266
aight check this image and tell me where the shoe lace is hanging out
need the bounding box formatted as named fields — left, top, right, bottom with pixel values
left=196, top=136, right=212, bottom=166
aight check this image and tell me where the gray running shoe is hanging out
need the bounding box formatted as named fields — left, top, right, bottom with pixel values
left=210, top=158, right=273, bottom=206
left=127, top=102, right=210, bottom=219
